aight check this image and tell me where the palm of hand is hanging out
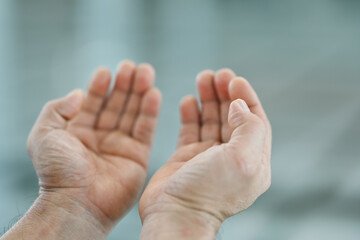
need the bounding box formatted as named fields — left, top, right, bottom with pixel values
left=140, top=69, right=271, bottom=222
left=35, top=126, right=149, bottom=221
left=28, top=62, right=161, bottom=224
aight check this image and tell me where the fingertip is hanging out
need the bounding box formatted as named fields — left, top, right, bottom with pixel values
left=67, top=88, right=84, bottom=106
left=115, top=60, right=136, bottom=91
left=230, top=99, right=250, bottom=113
left=180, top=95, right=197, bottom=106
left=214, top=68, right=235, bottom=100
left=150, top=87, right=162, bottom=98
left=179, top=95, right=199, bottom=123
left=229, top=77, right=251, bottom=101
left=66, top=88, right=84, bottom=102
left=89, top=67, right=112, bottom=95
left=215, top=68, right=236, bottom=81
left=94, top=66, right=112, bottom=80
left=116, top=60, right=136, bottom=71
left=228, top=76, right=269, bottom=125
left=145, top=88, right=162, bottom=106
left=134, top=63, right=156, bottom=93
left=56, top=89, right=84, bottom=120
left=180, top=95, right=198, bottom=114
left=196, top=70, right=217, bottom=102
left=228, top=99, right=250, bottom=128
left=229, top=76, right=247, bottom=86
left=196, top=70, right=215, bottom=85
left=138, top=63, right=155, bottom=77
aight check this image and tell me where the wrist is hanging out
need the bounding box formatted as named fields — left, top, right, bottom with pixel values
left=2, top=191, right=109, bottom=240
left=37, top=191, right=109, bottom=238
left=140, top=203, right=222, bottom=240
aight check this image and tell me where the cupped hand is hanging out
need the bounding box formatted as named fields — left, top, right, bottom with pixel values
left=139, top=69, right=271, bottom=228
left=27, top=61, right=161, bottom=232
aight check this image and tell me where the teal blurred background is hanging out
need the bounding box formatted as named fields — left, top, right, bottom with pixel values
left=0, top=0, right=360, bottom=239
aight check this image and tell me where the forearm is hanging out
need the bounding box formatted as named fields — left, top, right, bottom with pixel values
left=140, top=207, right=221, bottom=240
left=1, top=193, right=108, bottom=240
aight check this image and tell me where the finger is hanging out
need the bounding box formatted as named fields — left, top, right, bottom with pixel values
left=229, top=77, right=268, bottom=123
left=214, top=68, right=236, bottom=143
left=228, top=77, right=272, bottom=162
left=28, top=89, right=84, bottom=156
left=97, top=61, right=136, bottom=130
left=118, top=63, right=155, bottom=134
left=70, top=67, right=111, bottom=127
left=35, top=89, right=84, bottom=130
left=227, top=99, right=266, bottom=167
left=177, top=95, right=201, bottom=148
left=132, top=88, right=162, bottom=146
left=197, top=70, right=221, bottom=142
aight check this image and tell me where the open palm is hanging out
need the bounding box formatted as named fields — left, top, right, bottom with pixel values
left=139, top=69, right=271, bottom=224
left=27, top=61, right=161, bottom=230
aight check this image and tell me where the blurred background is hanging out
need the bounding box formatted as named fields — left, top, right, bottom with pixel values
left=0, top=0, right=359, bottom=239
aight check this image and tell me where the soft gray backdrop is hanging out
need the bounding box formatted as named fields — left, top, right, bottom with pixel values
left=0, top=0, right=359, bottom=239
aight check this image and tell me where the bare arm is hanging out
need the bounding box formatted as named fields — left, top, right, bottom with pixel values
left=1, top=193, right=106, bottom=240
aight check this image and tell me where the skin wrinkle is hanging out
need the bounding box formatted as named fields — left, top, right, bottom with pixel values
left=37, top=194, right=108, bottom=236
left=3, top=65, right=271, bottom=240
left=143, top=198, right=222, bottom=229
left=2, top=62, right=165, bottom=240
left=139, top=70, right=271, bottom=240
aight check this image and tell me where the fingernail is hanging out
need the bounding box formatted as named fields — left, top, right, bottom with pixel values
left=230, top=99, right=250, bottom=115
left=228, top=99, right=250, bottom=128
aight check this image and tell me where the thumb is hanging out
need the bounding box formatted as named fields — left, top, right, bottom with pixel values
left=35, top=89, right=84, bottom=129
left=228, top=99, right=251, bottom=129
left=27, top=89, right=83, bottom=159
left=227, top=99, right=266, bottom=161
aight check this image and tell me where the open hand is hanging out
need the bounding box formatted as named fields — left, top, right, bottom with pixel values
left=27, top=61, right=161, bottom=232
left=139, top=69, right=271, bottom=237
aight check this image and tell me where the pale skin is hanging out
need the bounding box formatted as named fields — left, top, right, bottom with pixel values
left=1, top=65, right=271, bottom=240
left=1, top=61, right=162, bottom=239
left=139, top=69, right=272, bottom=239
